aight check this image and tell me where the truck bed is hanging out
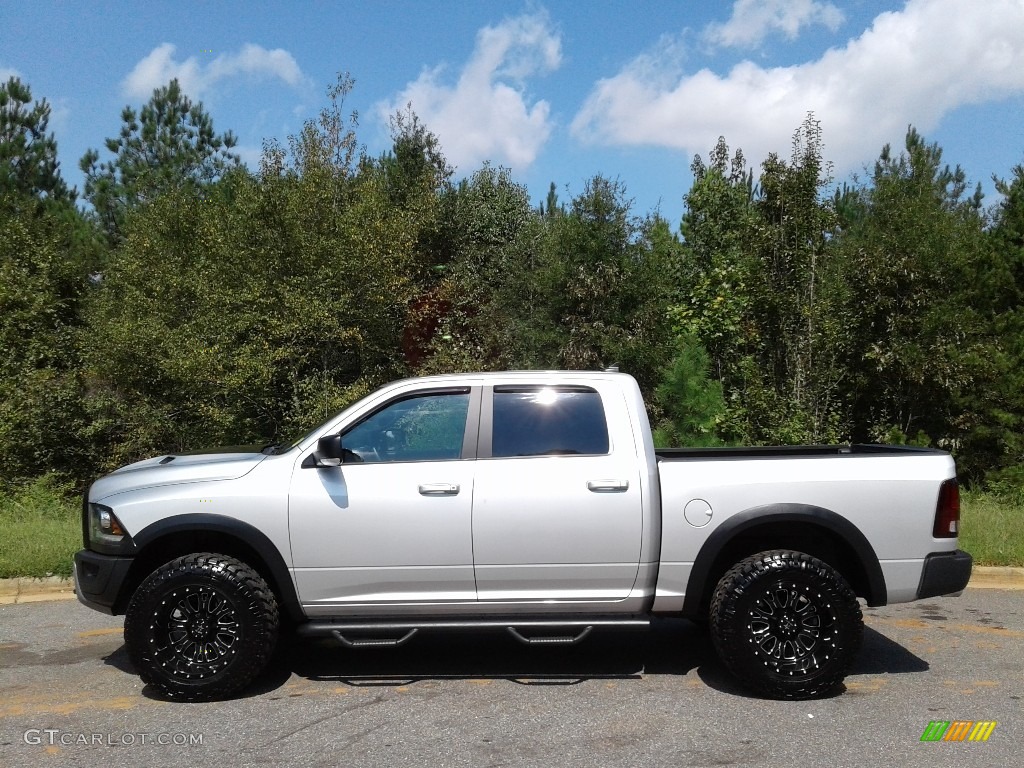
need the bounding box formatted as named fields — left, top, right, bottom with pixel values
left=655, top=444, right=945, bottom=460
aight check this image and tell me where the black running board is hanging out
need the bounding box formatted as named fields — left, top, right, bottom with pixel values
left=506, top=625, right=593, bottom=646
left=297, top=616, right=650, bottom=649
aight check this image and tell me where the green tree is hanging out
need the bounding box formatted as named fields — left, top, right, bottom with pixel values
left=0, top=154, right=99, bottom=489
left=80, top=79, right=240, bottom=242
left=421, top=173, right=676, bottom=394
left=417, top=163, right=542, bottom=372
left=0, top=77, right=73, bottom=203
left=834, top=128, right=997, bottom=477
left=538, top=181, right=562, bottom=217
left=676, top=117, right=845, bottom=444
left=745, top=115, right=845, bottom=442
left=0, top=78, right=98, bottom=488
left=974, top=163, right=1024, bottom=484
left=674, top=136, right=755, bottom=382
left=0, top=197, right=96, bottom=488
left=82, top=76, right=444, bottom=467
left=380, top=106, right=452, bottom=209
left=993, top=164, right=1024, bottom=302
left=652, top=335, right=726, bottom=448
left=531, top=176, right=676, bottom=391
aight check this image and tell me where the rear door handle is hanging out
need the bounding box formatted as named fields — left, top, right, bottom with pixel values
left=587, top=479, right=629, bottom=492
left=418, top=483, right=461, bottom=496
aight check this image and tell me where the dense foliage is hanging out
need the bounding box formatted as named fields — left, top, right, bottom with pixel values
left=3, top=76, right=1024, bottom=495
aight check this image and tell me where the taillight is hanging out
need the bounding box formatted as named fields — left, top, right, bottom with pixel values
left=933, top=479, right=960, bottom=538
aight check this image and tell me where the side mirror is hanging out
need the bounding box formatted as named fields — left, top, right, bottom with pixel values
left=313, top=434, right=344, bottom=467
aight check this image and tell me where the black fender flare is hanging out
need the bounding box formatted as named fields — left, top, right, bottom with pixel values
left=129, top=513, right=303, bottom=622
left=681, top=503, right=887, bottom=616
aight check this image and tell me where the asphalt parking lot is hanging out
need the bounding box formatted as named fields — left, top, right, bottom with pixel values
left=1, top=589, right=1021, bottom=768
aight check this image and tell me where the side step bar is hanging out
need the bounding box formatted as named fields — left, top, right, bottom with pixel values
left=332, top=628, right=419, bottom=648
left=297, top=616, right=650, bottom=649
left=506, top=626, right=593, bottom=646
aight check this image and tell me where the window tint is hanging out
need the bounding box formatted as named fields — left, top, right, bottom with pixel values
left=492, top=388, right=609, bottom=457
left=343, top=392, right=470, bottom=463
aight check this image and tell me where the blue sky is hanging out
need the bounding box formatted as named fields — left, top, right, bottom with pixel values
left=3, top=0, right=1024, bottom=225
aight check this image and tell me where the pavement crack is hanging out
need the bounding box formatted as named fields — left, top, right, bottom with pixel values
left=264, top=693, right=388, bottom=746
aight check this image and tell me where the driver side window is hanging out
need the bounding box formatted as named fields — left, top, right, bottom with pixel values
left=342, top=391, right=470, bottom=463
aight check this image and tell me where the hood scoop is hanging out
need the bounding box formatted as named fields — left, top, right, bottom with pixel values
left=159, top=456, right=175, bottom=465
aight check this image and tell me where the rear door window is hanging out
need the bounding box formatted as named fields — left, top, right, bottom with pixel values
left=491, top=387, right=609, bottom=457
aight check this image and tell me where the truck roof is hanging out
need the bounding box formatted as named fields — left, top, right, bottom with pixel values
left=382, top=370, right=636, bottom=387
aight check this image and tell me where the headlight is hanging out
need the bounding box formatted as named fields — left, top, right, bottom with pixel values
left=87, top=504, right=133, bottom=554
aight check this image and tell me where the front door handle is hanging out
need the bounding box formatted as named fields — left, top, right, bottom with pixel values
left=587, top=479, right=629, bottom=492
left=418, top=483, right=460, bottom=496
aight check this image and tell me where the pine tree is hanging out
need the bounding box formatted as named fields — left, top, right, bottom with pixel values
left=80, top=78, right=239, bottom=241
left=652, top=335, right=726, bottom=448
left=0, top=77, right=73, bottom=203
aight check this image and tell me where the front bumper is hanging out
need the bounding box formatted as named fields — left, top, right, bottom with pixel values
left=73, top=549, right=134, bottom=615
left=917, top=549, right=973, bottom=599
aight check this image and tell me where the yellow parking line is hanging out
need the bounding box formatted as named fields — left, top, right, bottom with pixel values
left=75, top=627, right=123, bottom=639
left=0, top=694, right=151, bottom=718
left=867, top=616, right=1024, bottom=638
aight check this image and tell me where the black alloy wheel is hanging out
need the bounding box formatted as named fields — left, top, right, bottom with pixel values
left=124, top=553, right=279, bottom=701
left=709, top=550, right=863, bottom=699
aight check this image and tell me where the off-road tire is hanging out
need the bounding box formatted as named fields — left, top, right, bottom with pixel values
left=124, top=553, right=279, bottom=701
left=709, top=550, right=863, bottom=700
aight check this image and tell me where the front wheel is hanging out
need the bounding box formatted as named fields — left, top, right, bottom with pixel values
left=124, top=553, right=279, bottom=701
left=709, top=550, right=863, bottom=699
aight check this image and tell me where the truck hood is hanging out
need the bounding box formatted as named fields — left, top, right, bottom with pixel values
left=90, top=448, right=269, bottom=501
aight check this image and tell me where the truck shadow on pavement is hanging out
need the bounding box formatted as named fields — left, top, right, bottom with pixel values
left=95, top=617, right=927, bottom=701
left=240, top=617, right=929, bottom=701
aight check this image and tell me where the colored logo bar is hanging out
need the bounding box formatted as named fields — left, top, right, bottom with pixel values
left=920, top=721, right=997, bottom=742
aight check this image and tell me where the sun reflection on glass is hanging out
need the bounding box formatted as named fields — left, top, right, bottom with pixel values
left=534, top=388, right=558, bottom=405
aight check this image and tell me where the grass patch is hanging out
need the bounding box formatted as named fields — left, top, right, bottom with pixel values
left=959, top=491, right=1024, bottom=567
left=0, top=474, right=80, bottom=579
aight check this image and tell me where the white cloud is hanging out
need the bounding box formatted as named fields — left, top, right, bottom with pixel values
left=0, top=65, right=23, bottom=82
left=572, top=0, right=1024, bottom=175
left=122, top=43, right=306, bottom=100
left=376, top=11, right=561, bottom=171
left=705, top=0, right=845, bottom=49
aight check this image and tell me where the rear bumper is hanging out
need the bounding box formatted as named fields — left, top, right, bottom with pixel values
left=917, top=549, right=973, bottom=599
left=74, top=549, right=134, bottom=615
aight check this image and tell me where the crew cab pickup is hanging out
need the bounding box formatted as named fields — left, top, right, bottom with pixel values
left=74, top=371, right=972, bottom=701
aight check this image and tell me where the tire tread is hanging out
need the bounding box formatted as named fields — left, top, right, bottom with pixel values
left=124, top=552, right=279, bottom=702
left=709, top=549, right=863, bottom=700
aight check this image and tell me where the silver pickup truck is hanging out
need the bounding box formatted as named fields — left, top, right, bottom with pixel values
left=74, top=371, right=972, bottom=701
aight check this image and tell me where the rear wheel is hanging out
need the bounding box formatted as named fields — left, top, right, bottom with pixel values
left=709, top=550, right=863, bottom=699
left=124, top=553, right=279, bottom=701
